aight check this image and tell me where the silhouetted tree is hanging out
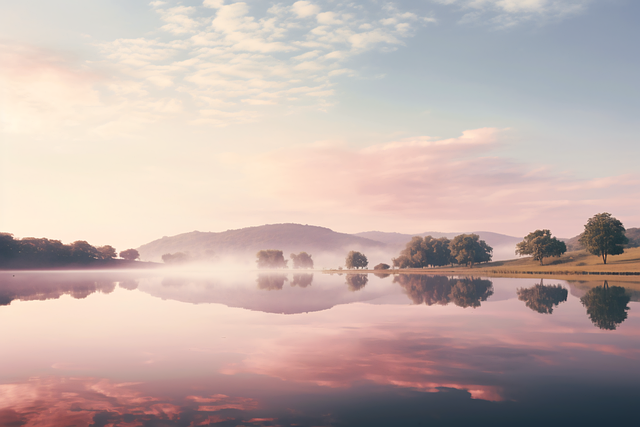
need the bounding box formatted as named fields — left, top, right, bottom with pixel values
left=516, top=230, right=567, bottom=265
left=449, top=234, right=492, bottom=267
left=257, top=273, right=287, bottom=290
left=517, top=280, right=568, bottom=314
left=579, top=213, right=628, bottom=264
left=256, top=250, right=288, bottom=269
left=346, top=274, right=368, bottom=291
left=345, top=251, right=368, bottom=269
left=97, top=245, right=117, bottom=260
left=119, top=248, right=140, bottom=261
left=290, top=252, right=314, bottom=269
left=580, top=282, right=630, bottom=330
left=374, top=263, right=390, bottom=270
left=392, top=236, right=451, bottom=268
left=291, top=273, right=313, bottom=287
left=70, top=240, right=101, bottom=262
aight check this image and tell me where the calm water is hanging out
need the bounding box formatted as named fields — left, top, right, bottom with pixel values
left=1, top=270, right=639, bottom=426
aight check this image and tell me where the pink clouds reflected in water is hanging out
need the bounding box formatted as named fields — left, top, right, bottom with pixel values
left=1, top=272, right=640, bottom=425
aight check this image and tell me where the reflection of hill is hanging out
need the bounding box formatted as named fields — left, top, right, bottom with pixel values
left=0, top=272, right=141, bottom=306
left=138, top=274, right=390, bottom=315
left=393, top=275, right=494, bottom=308
left=138, top=224, right=384, bottom=262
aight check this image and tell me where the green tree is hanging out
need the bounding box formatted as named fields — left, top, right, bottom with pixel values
left=392, top=236, right=451, bottom=268
left=580, top=282, right=630, bottom=330
left=579, top=213, right=628, bottom=264
left=119, top=248, right=140, bottom=261
left=256, top=249, right=288, bottom=268
left=345, top=251, right=368, bottom=269
left=517, top=280, right=568, bottom=314
left=290, top=252, right=314, bottom=269
left=516, top=229, right=567, bottom=265
left=449, top=234, right=492, bottom=267
left=97, top=245, right=117, bottom=260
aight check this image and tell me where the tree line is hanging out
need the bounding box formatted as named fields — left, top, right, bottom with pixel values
left=0, top=233, right=140, bottom=268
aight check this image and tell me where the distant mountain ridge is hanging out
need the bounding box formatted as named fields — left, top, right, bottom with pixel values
left=137, top=223, right=384, bottom=262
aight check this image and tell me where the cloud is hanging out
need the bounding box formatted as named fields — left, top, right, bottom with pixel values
left=237, top=128, right=640, bottom=234
left=292, top=1, right=321, bottom=18
left=434, top=0, right=590, bottom=27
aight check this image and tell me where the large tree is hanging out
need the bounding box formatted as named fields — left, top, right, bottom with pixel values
left=256, top=249, right=288, bottom=268
left=392, top=236, right=451, bottom=269
left=345, top=251, right=368, bottom=269
left=579, top=213, right=628, bottom=264
left=516, top=229, right=567, bottom=265
left=290, top=252, right=314, bottom=269
left=449, top=234, right=492, bottom=267
left=119, top=248, right=140, bottom=261
left=97, top=245, right=117, bottom=260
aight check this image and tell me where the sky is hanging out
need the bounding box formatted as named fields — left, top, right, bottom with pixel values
left=1, top=0, right=639, bottom=250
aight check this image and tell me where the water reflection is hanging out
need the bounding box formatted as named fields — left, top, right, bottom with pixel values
left=291, top=273, right=313, bottom=288
left=517, top=280, right=568, bottom=314
left=393, top=275, right=494, bottom=308
left=580, top=281, right=631, bottom=330
left=346, top=274, right=368, bottom=291
left=0, top=272, right=139, bottom=306
left=257, top=273, right=287, bottom=290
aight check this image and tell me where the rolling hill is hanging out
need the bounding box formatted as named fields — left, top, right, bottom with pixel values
left=137, top=223, right=385, bottom=262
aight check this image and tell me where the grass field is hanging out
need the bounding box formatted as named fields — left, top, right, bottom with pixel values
left=327, top=247, right=640, bottom=284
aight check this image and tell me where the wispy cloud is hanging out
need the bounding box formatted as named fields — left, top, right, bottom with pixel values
left=235, top=128, right=640, bottom=233
left=434, top=0, right=590, bottom=27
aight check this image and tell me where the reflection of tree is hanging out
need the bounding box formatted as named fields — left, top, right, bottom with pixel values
left=119, top=280, right=139, bottom=291
left=373, top=271, right=392, bottom=279
left=580, top=281, right=630, bottom=330
left=517, top=280, right=568, bottom=314
left=0, top=275, right=128, bottom=305
left=393, top=275, right=493, bottom=308
left=449, top=278, right=494, bottom=308
left=257, top=274, right=287, bottom=290
left=346, top=274, right=368, bottom=292
left=393, top=275, right=452, bottom=305
left=291, top=274, right=313, bottom=288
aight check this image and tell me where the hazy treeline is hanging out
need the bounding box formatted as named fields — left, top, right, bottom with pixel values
left=394, top=275, right=494, bottom=308
left=0, top=233, right=142, bottom=269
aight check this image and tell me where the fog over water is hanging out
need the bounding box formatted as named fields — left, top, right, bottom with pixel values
left=1, top=270, right=639, bottom=426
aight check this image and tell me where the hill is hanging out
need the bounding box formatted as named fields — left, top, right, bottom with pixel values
left=138, top=224, right=385, bottom=262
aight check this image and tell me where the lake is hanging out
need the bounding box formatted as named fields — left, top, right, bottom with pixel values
left=1, top=270, right=639, bottom=426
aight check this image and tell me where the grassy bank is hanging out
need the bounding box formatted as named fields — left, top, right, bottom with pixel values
left=325, top=247, right=640, bottom=281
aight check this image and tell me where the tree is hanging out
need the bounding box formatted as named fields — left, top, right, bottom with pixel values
left=374, top=263, right=390, bottom=270
left=345, top=251, right=368, bottom=269
left=71, top=240, right=101, bottom=262
left=97, top=245, right=117, bottom=260
left=449, top=234, right=492, bottom=267
left=515, top=230, right=567, bottom=265
left=290, top=252, right=314, bottom=269
left=120, top=248, right=140, bottom=261
left=162, top=252, right=191, bottom=264
left=517, top=280, right=568, bottom=314
left=392, top=236, right=451, bottom=269
left=256, top=249, right=288, bottom=268
left=579, top=213, right=628, bottom=264
left=580, top=282, right=630, bottom=330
